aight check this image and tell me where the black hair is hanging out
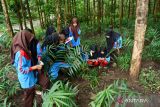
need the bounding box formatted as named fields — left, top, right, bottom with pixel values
left=89, top=45, right=98, bottom=59
left=29, top=38, right=39, bottom=65
left=42, top=33, right=60, bottom=49
left=46, top=26, right=56, bottom=36
left=60, top=26, right=70, bottom=38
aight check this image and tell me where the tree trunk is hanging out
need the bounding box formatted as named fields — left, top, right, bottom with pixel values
left=20, top=0, right=27, bottom=29
left=153, top=0, right=156, bottom=15
left=128, top=0, right=131, bottom=19
left=93, top=0, right=96, bottom=26
left=64, top=0, right=67, bottom=26
left=97, top=0, right=101, bottom=34
left=1, top=0, right=14, bottom=37
left=14, top=0, right=23, bottom=30
left=113, top=0, right=116, bottom=25
left=119, top=0, right=123, bottom=31
left=57, top=0, right=61, bottom=33
left=68, top=0, right=71, bottom=18
left=26, top=0, right=35, bottom=34
left=153, top=0, right=158, bottom=22
left=39, top=0, right=44, bottom=28
left=73, top=0, right=77, bottom=16
left=101, top=0, right=104, bottom=23
left=36, top=0, right=43, bottom=28
left=130, top=0, right=149, bottom=80
left=110, top=0, right=114, bottom=26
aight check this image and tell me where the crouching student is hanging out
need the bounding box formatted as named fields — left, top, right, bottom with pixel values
left=49, top=33, right=70, bottom=80
left=87, top=45, right=99, bottom=66
left=97, top=47, right=110, bottom=67
left=41, top=33, right=60, bottom=77
left=87, top=45, right=110, bottom=67
left=11, top=30, right=49, bottom=107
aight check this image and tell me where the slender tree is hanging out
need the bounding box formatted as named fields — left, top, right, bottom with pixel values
left=64, top=0, right=68, bottom=26
left=97, top=0, right=102, bottom=34
left=130, top=0, right=149, bottom=80
left=110, top=0, right=114, bottom=26
left=14, top=0, right=23, bottom=30
left=1, top=0, right=14, bottom=37
left=93, top=0, right=96, bottom=26
left=119, top=0, right=123, bottom=31
left=26, top=0, right=35, bottom=34
left=57, top=0, right=61, bottom=33
left=128, top=0, right=131, bottom=19
left=39, top=0, right=44, bottom=27
left=20, top=0, right=27, bottom=29
left=36, top=0, right=43, bottom=28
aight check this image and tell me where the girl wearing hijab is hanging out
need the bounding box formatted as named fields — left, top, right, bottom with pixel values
left=69, top=17, right=81, bottom=47
left=11, top=30, right=48, bottom=107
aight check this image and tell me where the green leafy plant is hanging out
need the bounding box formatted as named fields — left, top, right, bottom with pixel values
left=0, top=63, right=20, bottom=100
left=116, top=52, right=131, bottom=71
left=35, top=27, right=45, bottom=40
left=0, top=32, right=12, bottom=49
left=143, top=27, right=160, bottom=60
left=90, top=80, right=139, bottom=107
left=66, top=46, right=89, bottom=76
left=81, top=69, right=99, bottom=89
left=139, top=67, right=160, bottom=92
left=0, top=97, right=11, bottom=107
left=42, top=81, right=78, bottom=107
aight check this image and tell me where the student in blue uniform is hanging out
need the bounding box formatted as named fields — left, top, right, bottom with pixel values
left=41, top=33, right=60, bottom=53
left=49, top=33, right=70, bottom=80
left=106, top=26, right=122, bottom=61
left=69, top=17, right=81, bottom=47
left=11, top=30, right=49, bottom=107
left=41, top=33, right=60, bottom=73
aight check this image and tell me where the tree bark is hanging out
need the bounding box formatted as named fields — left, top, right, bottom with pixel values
left=97, top=0, right=101, bottom=34
left=110, top=0, right=114, bottom=26
left=39, top=0, right=44, bottom=28
left=93, top=0, right=96, bottom=26
left=64, top=0, right=67, bottom=26
left=20, top=0, right=27, bottom=29
left=36, top=0, right=43, bottom=28
left=73, top=0, right=77, bottom=16
left=57, top=0, right=61, bottom=33
left=119, top=0, right=123, bottom=31
left=14, top=0, right=23, bottom=30
left=26, top=0, right=35, bottom=34
left=1, top=0, right=14, bottom=37
left=153, top=0, right=158, bottom=22
left=130, top=0, right=149, bottom=80
left=128, top=0, right=131, bottom=19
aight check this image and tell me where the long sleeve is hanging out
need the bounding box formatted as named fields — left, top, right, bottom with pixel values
left=78, top=29, right=81, bottom=35
left=18, top=53, right=32, bottom=74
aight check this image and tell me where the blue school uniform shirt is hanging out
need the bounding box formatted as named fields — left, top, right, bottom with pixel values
left=113, top=35, right=122, bottom=49
left=69, top=28, right=81, bottom=47
left=37, top=42, right=42, bottom=59
left=13, top=50, right=37, bottom=89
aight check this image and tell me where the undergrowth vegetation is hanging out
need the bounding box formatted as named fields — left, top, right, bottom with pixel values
left=42, top=81, right=78, bottom=107
left=0, top=19, right=160, bottom=106
left=139, top=67, right=160, bottom=92
left=90, top=79, right=140, bottom=107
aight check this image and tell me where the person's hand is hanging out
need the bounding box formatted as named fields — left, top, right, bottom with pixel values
left=39, top=61, right=44, bottom=66
left=101, top=51, right=104, bottom=54
left=36, top=65, right=43, bottom=71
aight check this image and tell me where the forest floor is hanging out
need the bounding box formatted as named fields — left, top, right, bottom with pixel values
left=9, top=60, right=160, bottom=107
